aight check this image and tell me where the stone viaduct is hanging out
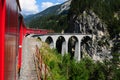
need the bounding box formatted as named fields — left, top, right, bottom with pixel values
left=35, top=33, right=92, bottom=61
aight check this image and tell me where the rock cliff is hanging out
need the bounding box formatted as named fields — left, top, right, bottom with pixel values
left=66, top=0, right=120, bottom=61
left=66, top=10, right=112, bottom=61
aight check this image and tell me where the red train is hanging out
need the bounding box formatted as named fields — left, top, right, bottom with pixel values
left=18, top=15, right=51, bottom=77
left=0, top=0, right=21, bottom=80
left=0, top=0, right=50, bottom=80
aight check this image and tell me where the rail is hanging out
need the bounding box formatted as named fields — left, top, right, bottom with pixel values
left=34, top=45, right=54, bottom=80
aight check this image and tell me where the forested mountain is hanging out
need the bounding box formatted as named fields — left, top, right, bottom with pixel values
left=68, top=0, right=120, bottom=38
left=24, top=0, right=71, bottom=28
left=66, top=0, right=120, bottom=63
left=24, top=4, right=61, bottom=23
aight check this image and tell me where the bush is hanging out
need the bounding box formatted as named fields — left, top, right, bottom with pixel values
left=39, top=42, right=120, bottom=80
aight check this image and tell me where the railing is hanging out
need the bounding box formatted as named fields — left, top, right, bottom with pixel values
left=34, top=45, right=53, bottom=80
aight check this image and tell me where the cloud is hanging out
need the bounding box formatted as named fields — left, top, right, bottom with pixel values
left=19, top=0, right=39, bottom=15
left=41, top=2, right=60, bottom=11
left=58, top=0, right=67, bottom=2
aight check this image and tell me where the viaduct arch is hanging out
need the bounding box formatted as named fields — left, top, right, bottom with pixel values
left=38, top=33, right=92, bottom=61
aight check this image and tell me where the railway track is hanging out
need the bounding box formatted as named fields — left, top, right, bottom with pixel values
left=18, top=36, right=53, bottom=80
left=19, top=37, right=39, bottom=80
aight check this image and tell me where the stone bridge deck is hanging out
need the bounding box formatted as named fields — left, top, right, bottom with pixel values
left=32, top=33, right=92, bottom=36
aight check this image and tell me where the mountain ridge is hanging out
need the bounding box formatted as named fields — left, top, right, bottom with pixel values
left=24, top=0, right=71, bottom=23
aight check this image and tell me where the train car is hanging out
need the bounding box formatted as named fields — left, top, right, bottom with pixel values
left=0, top=0, right=21, bottom=80
left=25, top=28, right=50, bottom=35
left=0, top=0, right=53, bottom=80
left=0, top=0, right=4, bottom=80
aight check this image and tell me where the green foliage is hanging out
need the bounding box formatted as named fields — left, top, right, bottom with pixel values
left=114, top=68, right=120, bottom=80
left=69, top=0, right=120, bottom=38
left=39, top=42, right=120, bottom=80
left=27, top=15, right=68, bottom=33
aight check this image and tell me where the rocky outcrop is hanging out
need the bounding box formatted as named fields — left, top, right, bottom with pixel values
left=66, top=10, right=112, bottom=61
left=58, top=0, right=72, bottom=14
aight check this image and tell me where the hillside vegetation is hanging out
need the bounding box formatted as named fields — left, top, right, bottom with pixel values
left=27, top=15, right=68, bottom=33
left=39, top=41, right=120, bottom=80
left=69, top=0, right=120, bottom=38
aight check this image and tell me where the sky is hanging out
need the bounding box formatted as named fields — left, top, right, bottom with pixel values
left=19, top=0, right=67, bottom=15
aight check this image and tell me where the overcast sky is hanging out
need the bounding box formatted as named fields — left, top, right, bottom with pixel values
left=19, top=0, right=67, bottom=15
